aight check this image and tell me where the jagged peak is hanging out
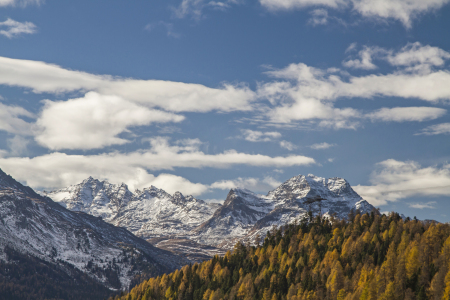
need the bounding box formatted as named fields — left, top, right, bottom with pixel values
left=81, top=176, right=96, bottom=183
left=173, top=191, right=184, bottom=197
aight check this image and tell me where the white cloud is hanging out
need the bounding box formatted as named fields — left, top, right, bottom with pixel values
left=0, top=137, right=315, bottom=190
left=0, top=56, right=256, bottom=113
left=35, top=92, right=185, bottom=150
left=342, top=46, right=380, bottom=70
left=418, top=122, right=450, bottom=135
left=0, top=0, right=41, bottom=7
left=241, top=129, right=282, bottom=142
left=344, top=42, right=450, bottom=71
left=210, top=176, right=281, bottom=192
left=308, top=9, right=329, bottom=26
left=0, top=18, right=36, bottom=38
left=279, top=140, right=296, bottom=150
left=409, top=201, right=436, bottom=209
left=259, top=0, right=450, bottom=28
left=354, top=159, right=450, bottom=206
left=0, top=102, right=34, bottom=135
left=386, top=42, right=450, bottom=67
left=310, top=142, right=335, bottom=149
left=367, top=107, right=446, bottom=122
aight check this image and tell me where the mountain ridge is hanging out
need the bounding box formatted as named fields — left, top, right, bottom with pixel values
left=0, top=168, right=187, bottom=295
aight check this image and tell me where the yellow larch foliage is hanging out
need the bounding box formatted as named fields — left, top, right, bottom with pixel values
left=203, top=289, right=213, bottom=300
left=308, top=248, right=319, bottom=266
left=340, top=236, right=353, bottom=259
left=213, top=262, right=222, bottom=277
left=326, top=261, right=344, bottom=297
left=405, top=243, right=420, bottom=279
left=362, top=231, right=372, bottom=244
left=384, top=243, right=397, bottom=282
left=262, top=289, right=271, bottom=300
left=442, top=268, right=450, bottom=300
left=336, top=289, right=345, bottom=300
left=383, top=281, right=395, bottom=300
left=370, top=233, right=379, bottom=244
left=397, top=232, right=410, bottom=256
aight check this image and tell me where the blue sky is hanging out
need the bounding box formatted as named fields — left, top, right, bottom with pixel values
left=1, top=0, right=450, bottom=221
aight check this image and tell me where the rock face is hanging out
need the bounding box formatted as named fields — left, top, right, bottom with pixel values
left=0, top=169, right=186, bottom=292
left=46, top=174, right=376, bottom=251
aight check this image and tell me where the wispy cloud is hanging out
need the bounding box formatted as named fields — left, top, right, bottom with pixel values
left=0, top=18, right=36, bottom=38
left=417, top=123, right=450, bottom=135
left=0, top=0, right=42, bottom=7
left=145, top=21, right=180, bottom=38
left=310, top=142, right=335, bottom=150
left=367, top=107, right=446, bottom=122
left=343, top=42, right=450, bottom=70
left=0, top=102, right=35, bottom=135
left=259, top=0, right=450, bottom=28
left=409, top=201, right=437, bottom=209
left=240, top=129, right=281, bottom=142
left=279, top=140, right=297, bottom=151
left=172, top=0, right=240, bottom=19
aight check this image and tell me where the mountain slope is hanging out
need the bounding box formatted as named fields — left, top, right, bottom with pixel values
left=0, top=168, right=186, bottom=296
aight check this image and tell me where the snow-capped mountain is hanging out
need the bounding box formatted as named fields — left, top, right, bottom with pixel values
left=0, top=169, right=186, bottom=293
left=44, top=178, right=220, bottom=240
left=46, top=174, right=376, bottom=252
left=193, top=174, right=375, bottom=248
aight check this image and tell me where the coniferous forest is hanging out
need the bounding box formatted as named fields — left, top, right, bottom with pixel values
left=112, top=212, right=450, bottom=300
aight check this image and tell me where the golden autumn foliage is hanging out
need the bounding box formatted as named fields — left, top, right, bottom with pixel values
left=113, top=212, right=450, bottom=300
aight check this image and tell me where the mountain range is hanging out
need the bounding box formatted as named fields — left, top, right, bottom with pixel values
left=45, top=174, right=375, bottom=252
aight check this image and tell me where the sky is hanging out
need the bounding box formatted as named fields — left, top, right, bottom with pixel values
left=0, top=0, right=450, bottom=221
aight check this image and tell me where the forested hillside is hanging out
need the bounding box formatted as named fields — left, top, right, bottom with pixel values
left=113, top=212, right=450, bottom=300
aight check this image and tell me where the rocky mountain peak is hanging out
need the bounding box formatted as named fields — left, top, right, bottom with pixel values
left=0, top=168, right=39, bottom=198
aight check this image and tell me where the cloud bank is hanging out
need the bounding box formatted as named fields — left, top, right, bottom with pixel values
left=354, top=159, right=450, bottom=206
left=0, top=137, right=315, bottom=190
left=0, top=56, right=256, bottom=113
